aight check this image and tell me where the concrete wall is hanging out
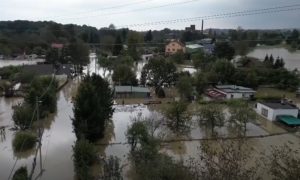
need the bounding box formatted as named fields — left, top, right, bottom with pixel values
left=224, top=92, right=254, bottom=99
left=255, top=103, right=298, bottom=121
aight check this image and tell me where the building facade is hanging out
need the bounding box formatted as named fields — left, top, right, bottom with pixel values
left=255, top=102, right=299, bottom=121
left=165, top=40, right=186, bottom=55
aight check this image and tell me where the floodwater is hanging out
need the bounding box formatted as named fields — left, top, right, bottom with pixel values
left=0, top=79, right=78, bottom=180
left=247, top=46, right=300, bottom=70
left=0, top=59, right=45, bottom=68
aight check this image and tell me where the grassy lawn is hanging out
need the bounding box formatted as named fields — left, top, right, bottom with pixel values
left=256, top=87, right=298, bottom=101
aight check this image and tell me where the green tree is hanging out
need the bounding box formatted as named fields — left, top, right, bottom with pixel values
left=198, top=104, right=225, bottom=136
left=73, top=138, right=97, bottom=180
left=12, top=166, right=28, bottom=180
left=142, top=57, right=177, bottom=87
left=212, top=59, right=235, bottom=84
left=73, top=74, right=114, bottom=141
left=229, top=101, right=256, bottom=136
left=165, top=101, right=191, bottom=133
left=176, top=75, right=193, bottom=99
left=12, top=131, right=37, bottom=152
left=144, top=30, right=153, bottom=42
left=112, top=65, right=138, bottom=86
left=113, top=35, right=123, bottom=56
left=265, top=143, right=300, bottom=180
left=169, top=51, right=185, bottom=64
left=214, top=42, right=235, bottom=60
left=195, top=72, right=208, bottom=94
left=12, top=103, right=35, bottom=130
left=126, top=121, right=149, bottom=152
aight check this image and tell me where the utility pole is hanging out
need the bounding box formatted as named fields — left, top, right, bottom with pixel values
left=37, top=97, right=43, bottom=174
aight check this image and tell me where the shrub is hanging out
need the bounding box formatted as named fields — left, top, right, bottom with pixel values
left=12, top=103, right=35, bottom=130
left=12, top=166, right=28, bottom=180
left=73, top=139, right=97, bottom=180
left=155, top=86, right=165, bottom=98
left=12, top=131, right=37, bottom=152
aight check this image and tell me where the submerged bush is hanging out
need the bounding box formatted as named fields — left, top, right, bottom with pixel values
left=12, top=131, right=37, bottom=152
left=73, top=138, right=97, bottom=180
left=12, top=166, right=28, bottom=180
left=12, top=103, right=35, bottom=130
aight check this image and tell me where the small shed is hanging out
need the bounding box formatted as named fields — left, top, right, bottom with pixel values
left=277, top=115, right=300, bottom=127
left=114, top=86, right=150, bottom=98
left=255, top=102, right=299, bottom=121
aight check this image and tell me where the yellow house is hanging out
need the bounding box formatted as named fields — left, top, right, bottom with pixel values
left=165, top=40, right=186, bottom=55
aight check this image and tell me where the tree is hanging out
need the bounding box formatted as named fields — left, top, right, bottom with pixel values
left=229, top=101, right=256, bottom=136
left=73, top=138, right=97, bottom=180
left=195, top=72, right=208, bottom=94
left=265, top=143, right=300, bottom=180
left=188, top=140, right=260, bottom=180
left=169, top=51, right=185, bottom=64
left=142, top=57, right=177, bottom=87
left=12, top=131, right=37, bottom=152
left=214, top=42, right=235, bottom=60
left=12, top=103, right=35, bottom=130
left=127, top=32, right=142, bottom=61
left=198, top=104, right=225, bottom=136
left=274, top=57, right=285, bottom=69
left=165, top=101, right=191, bottom=133
left=176, top=75, right=193, bottom=100
left=98, top=56, right=114, bottom=77
left=144, top=30, right=153, bottom=42
left=73, top=74, right=114, bottom=141
left=126, top=121, right=149, bottom=152
left=12, top=166, right=28, bottom=180
left=212, top=59, right=235, bottom=84
left=68, top=39, right=89, bottom=73
left=113, top=35, right=123, bottom=55
left=112, top=65, right=138, bottom=86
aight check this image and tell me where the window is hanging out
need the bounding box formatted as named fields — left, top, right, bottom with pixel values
left=168, top=48, right=170, bottom=51
left=261, top=108, right=268, bottom=117
left=172, top=43, right=175, bottom=46
left=172, top=49, right=175, bottom=51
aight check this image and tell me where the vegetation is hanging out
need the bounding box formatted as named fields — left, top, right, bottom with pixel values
left=265, top=143, right=300, bottom=179
left=101, top=156, right=122, bottom=180
left=198, top=104, right=225, bottom=136
left=188, top=140, right=260, bottom=180
left=73, top=74, right=114, bottom=141
left=73, top=138, right=97, bottom=180
left=112, top=64, right=138, bottom=86
left=176, top=75, right=193, bottom=100
left=126, top=120, right=193, bottom=180
left=12, top=131, right=37, bottom=152
left=12, top=166, right=28, bottom=180
left=12, top=103, right=35, bottom=130
left=214, top=42, right=235, bottom=60
left=165, top=101, right=191, bottom=133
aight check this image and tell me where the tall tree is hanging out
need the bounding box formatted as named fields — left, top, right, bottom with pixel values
left=112, top=65, right=138, bottom=86
left=73, top=74, right=114, bottom=141
left=144, top=30, right=153, bottom=42
left=214, top=42, right=235, bottom=60
left=176, top=75, right=193, bottom=100
left=112, top=35, right=123, bottom=56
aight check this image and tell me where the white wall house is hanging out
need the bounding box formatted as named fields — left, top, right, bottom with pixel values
left=214, top=85, right=256, bottom=100
left=255, top=102, right=299, bottom=121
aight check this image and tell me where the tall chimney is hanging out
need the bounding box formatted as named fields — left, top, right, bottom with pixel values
left=201, top=20, right=204, bottom=34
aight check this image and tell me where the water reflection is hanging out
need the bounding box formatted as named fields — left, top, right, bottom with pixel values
left=247, top=47, right=300, bottom=70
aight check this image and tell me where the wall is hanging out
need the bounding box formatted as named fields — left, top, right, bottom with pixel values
left=255, top=103, right=298, bottom=121
left=165, top=42, right=186, bottom=55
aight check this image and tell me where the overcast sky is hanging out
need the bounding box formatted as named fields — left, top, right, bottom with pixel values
left=1, top=0, right=300, bottom=30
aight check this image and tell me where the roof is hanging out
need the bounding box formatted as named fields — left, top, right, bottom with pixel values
left=205, top=88, right=226, bottom=98
left=186, top=44, right=204, bottom=49
left=260, top=102, right=298, bottom=110
left=278, top=115, right=300, bottom=126
left=166, top=40, right=185, bottom=47
left=115, top=86, right=150, bottom=93
left=215, top=85, right=256, bottom=94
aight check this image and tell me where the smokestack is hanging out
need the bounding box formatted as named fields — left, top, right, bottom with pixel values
left=201, top=20, right=204, bottom=34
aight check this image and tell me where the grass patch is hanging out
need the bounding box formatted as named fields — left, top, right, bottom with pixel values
left=256, top=88, right=296, bottom=100
left=12, top=131, right=37, bottom=152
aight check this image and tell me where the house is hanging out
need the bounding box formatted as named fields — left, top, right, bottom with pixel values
left=185, top=25, right=196, bottom=32
left=255, top=102, right=299, bottom=122
left=114, top=86, right=150, bottom=98
left=205, top=85, right=256, bottom=100
left=141, top=54, right=154, bottom=61
left=165, top=40, right=186, bottom=55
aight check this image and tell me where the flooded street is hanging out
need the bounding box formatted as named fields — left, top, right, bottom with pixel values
left=247, top=46, right=300, bottom=70
left=0, top=59, right=45, bottom=68
left=0, top=79, right=78, bottom=180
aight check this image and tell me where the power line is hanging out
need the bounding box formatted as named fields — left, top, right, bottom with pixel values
left=41, top=0, right=155, bottom=20
left=117, top=3, right=300, bottom=28
left=52, top=0, right=202, bottom=21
